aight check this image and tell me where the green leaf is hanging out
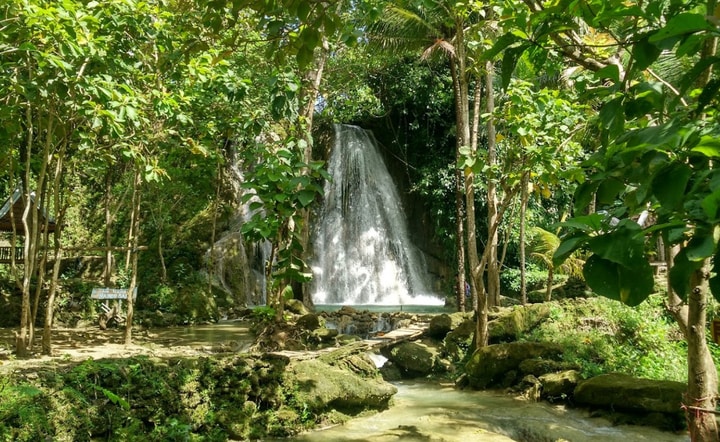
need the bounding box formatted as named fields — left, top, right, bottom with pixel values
left=651, top=162, right=691, bottom=210
left=558, top=213, right=606, bottom=233
left=553, top=235, right=587, bottom=268
left=482, top=32, right=521, bottom=61
left=685, top=233, right=716, bottom=262
left=632, top=36, right=662, bottom=71
left=649, top=13, right=712, bottom=43
left=691, top=136, right=720, bottom=157
left=583, top=255, right=653, bottom=306
left=587, top=221, right=646, bottom=268
left=669, top=249, right=703, bottom=300
left=596, top=178, right=624, bottom=205
left=297, top=189, right=316, bottom=207
left=710, top=249, right=720, bottom=302
left=595, top=64, right=620, bottom=83
left=702, top=189, right=720, bottom=220
left=501, top=46, right=526, bottom=90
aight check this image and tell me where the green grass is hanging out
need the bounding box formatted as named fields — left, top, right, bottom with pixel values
left=523, top=295, right=688, bottom=381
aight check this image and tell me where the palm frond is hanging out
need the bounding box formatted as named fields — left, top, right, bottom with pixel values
left=528, top=226, right=584, bottom=276
left=421, top=39, right=455, bottom=60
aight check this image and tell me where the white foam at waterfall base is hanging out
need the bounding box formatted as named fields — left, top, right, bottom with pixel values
left=310, top=124, right=442, bottom=306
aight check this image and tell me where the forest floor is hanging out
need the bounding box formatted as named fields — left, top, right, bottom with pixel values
left=0, top=321, right=253, bottom=374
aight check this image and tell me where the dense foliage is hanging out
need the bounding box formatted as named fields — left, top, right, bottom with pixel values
left=1, top=0, right=719, bottom=437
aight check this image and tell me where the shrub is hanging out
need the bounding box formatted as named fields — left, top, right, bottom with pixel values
left=524, top=296, right=687, bottom=381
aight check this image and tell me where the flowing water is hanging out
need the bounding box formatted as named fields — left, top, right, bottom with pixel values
left=287, top=380, right=688, bottom=442
left=311, top=125, right=441, bottom=306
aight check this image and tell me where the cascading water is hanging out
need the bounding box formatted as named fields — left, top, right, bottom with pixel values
left=207, top=148, right=270, bottom=306
left=311, top=124, right=441, bottom=306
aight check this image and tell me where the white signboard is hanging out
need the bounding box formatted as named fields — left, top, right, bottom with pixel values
left=91, top=287, right=137, bottom=301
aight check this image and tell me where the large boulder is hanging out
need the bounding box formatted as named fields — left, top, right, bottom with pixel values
left=488, top=304, right=551, bottom=343
left=296, top=313, right=323, bottom=330
left=381, top=341, right=439, bottom=377
left=286, top=299, right=311, bottom=315
left=465, top=342, right=563, bottom=389
left=428, top=312, right=472, bottom=339
left=443, top=319, right=475, bottom=362
left=284, top=355, right=397, bottom=413
left=519, top=358, right=579, bottom=377
left=539, top=370, right=582, bottom=399
left=574, top=373, right=685, bottom=415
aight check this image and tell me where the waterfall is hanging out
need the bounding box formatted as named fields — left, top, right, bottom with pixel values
left=311, top=125, right=441, bottom=306
left=207, top=149, right=269, bottom=307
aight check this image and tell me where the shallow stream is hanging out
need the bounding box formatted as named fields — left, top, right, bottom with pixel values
left=285, top=380, right=688, bottom=442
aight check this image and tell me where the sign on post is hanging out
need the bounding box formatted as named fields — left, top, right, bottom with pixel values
left=91, top=287, right=138, bottom=301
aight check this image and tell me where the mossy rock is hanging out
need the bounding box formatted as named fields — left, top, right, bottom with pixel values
left=296, top=313, right=323, bottom=330
left=519, top=358, right=580, bottom=377
left=285, top=358, right=397, bottom=413
left=539, top=370, right=582, bottom=399
left=465, top=342, right=563, bottom=389
left=381, top=341, right=438, bottom=378
left=574, top=373, right=685, bottom=415
left=488, top=304, right=552, bottom=343
left=286, top=299, right=311, bottom=315
left=428, top=312, right=472, bottom=339
left=442, top=319, right=475, bottom=362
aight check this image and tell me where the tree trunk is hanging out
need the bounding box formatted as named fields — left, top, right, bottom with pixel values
left=104, top=170, right=113, bottom=287
left=124, top=167, right=142, bottom=345
left=485, top=59, right=501, bottom=309
left=455, top=167, right=467, bottom=312
left=545, top=266, right=554, bottom=302
left=297, top=36, right=329, bottom=306
left=519, top=171, right=529, bottom=305
left=43, top=147, right=66, bottom=354
left=685, top=266, right=719, bottom=441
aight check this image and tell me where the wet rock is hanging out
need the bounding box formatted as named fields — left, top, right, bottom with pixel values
left=465, top=342, right=563, bottom=389
left=285, top=358, right=397, bottom=413
left=518, top=374, right=542, bottom=402
left=381, top=341, right=438, bottom=378
left=540, top=370, right=582, bottom=399
left=286, top=299, right=310, bottom=315
left=379, top=361, right=403, bottom=381
left=574, top=373, right=685, bottom=415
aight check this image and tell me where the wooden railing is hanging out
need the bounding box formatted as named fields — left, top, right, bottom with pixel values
left=0, top=246, right=24, bottom=263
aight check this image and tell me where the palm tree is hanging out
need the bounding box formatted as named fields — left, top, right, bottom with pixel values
left=529, top=226, right=584, bottom=302
left=368, top=0, right=476, bottom=313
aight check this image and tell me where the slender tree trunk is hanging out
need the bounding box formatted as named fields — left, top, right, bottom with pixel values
left=455, top=167, right=466, bottom=312
left=519, top=171, right=529, bottom=305
left=466, top=82, right=485, bottom=345
left=545, top=267, right=554, bottom=302
left=124, top=167, right=142, bottom=345
left=485, top=60, right=501, bottom=309
left=297, top=36, right=329, bottom=306
left=104, top=170, right=113, bottom=287
left=42, top=147, right=66, bottom=354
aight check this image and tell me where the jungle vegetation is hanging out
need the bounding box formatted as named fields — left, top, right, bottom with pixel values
left=1, top=0, right=719, bottom=439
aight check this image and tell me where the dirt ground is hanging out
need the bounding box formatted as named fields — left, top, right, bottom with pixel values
left=0, top=321, right=255, bottom=373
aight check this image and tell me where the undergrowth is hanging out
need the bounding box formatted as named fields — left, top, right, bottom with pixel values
left=524, top=295, right=688, bottom=382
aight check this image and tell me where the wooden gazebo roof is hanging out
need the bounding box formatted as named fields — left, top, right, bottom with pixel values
left=0, top=187, right=56, bottom=234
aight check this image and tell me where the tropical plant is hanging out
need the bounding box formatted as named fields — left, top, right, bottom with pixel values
left=528, top=226, right=584, bottom=301
left=489, top=0, right=720, bottom=438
